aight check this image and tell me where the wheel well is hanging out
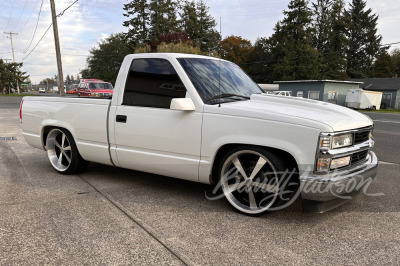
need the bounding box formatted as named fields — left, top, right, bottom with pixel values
left=42, top=126, right=72, bottom=149
left=210, top=144, right=299, bottom=185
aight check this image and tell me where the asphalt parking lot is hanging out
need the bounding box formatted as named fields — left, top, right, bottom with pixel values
left=0, top=96, right=399, bottom=265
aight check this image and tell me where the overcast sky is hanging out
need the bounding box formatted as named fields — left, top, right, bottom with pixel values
left=1, top=0, right=399, bottom=84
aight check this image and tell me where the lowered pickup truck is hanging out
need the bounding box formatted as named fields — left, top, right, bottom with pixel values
left=21, top=53, right=378, bottom=215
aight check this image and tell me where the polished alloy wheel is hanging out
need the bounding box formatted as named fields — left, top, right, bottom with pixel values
left=47, top=129, right=73, bottom=172
left=220, top=150, right=280, bottom=215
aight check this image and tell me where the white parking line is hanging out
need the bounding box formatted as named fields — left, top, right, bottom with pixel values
left=379, top=161, right=399, bottom=166
left=373, top=120, right=400, bottom=124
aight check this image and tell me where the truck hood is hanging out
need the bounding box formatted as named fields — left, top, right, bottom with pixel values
left=203, top=94, right=373, bottom=132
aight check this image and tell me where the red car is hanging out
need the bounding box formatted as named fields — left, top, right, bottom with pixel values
left=66, top=84, right=78, bottom=94
left=76, top=79, right=113, bottom=98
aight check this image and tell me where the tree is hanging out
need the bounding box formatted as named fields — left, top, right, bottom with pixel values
left=0, top=60, right=29, bottom=94
left=312, top=0, right=332, bottom=52
left=83, top=33, right=134, bottom=85
left=391, top=48, right=400, bottom=77
left=244, top=38, right=274, bottom=83
left=345, top=0, right=382, bottom=78
left=264, top=0, right=319, bottom=81
left=135, top=41, right=202, bottom=54
left=148, top=0, right=179, bottom=41
left=123, top=0, right=150, bottom=46
left=373, top=50, right=393, bottom=78
left=220, top=35, right=253, bottom=65
left=311, top=0, right=347, bottom=79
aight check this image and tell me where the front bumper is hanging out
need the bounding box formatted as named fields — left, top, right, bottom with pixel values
left=299, top=151, right=378, bottom=213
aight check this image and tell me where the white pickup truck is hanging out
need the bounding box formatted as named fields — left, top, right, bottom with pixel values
left=21, top=53, right=378, bottom=215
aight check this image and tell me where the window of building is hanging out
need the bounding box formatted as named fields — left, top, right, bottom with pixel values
left=122, top=58, right=187, bottom=108
left=308, top=91, right=320, bottom=100
left=297, top=91, right=303, bottom=97
left=328, top=91, right=338, bottom=100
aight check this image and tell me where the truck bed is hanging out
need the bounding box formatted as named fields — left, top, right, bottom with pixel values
left=21, top=96, right=113, bottom=165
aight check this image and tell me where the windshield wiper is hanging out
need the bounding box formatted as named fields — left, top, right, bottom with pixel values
left=206, top=93, right=250, bottom=102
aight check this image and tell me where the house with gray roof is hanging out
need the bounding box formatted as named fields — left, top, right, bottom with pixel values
left=348, top=78, right=400, bottom=109
left=274, top=80, right=362, bottom=106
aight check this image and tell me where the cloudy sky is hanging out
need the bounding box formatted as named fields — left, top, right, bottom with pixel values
left=0, top=0, right=399, bottom=84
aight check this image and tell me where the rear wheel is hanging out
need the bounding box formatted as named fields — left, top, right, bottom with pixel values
left=46, top=128, right=88, bottom=174
left=218, top=147, right=291, bottom=215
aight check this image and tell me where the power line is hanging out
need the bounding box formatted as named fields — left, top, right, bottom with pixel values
left=21, top=0, right=79, bottom=62
left=21, top=24, right=52, bottom=61
left=24, top=0, right=44, bottom=51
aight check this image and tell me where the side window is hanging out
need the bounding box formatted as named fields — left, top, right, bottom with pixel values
left=308, top=91, right=320, bottom=100
left=122, top=58, right=187, bottom=108
left=328, top=91, right=338, bottom=100
left=297, top=91, right=303, bottom=97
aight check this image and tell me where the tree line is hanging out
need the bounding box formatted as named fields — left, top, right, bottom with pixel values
left=80, top=0, right=396, bottom=85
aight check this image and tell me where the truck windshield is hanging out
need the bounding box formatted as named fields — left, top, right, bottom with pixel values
left=89, top=83, right=113, bottom=90
left=177, top=58, right=262, bottom=104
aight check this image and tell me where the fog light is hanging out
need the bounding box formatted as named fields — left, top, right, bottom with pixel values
left=317, top=158, right=331, bottom=172
left=330, top=156, right=351, bottom=169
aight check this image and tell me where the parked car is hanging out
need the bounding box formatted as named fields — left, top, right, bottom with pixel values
left=66, top=84, right=78, bottom=94
left=20, top=53, right=378, bottom=215
left=76, top=79, right=113, bottom=98
left=38, top=88, right=46, bottom=93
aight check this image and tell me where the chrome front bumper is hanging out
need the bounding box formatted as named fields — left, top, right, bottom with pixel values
left=299, top=151, right=378, bottom=213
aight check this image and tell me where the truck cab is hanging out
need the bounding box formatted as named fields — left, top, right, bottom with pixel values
left=77, top=79, right=113, bottom=98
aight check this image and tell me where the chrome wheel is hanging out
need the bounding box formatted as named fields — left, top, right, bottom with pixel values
left=47, top=129, right=72, bottom=172
left=220, top=150, right=280, bottom=215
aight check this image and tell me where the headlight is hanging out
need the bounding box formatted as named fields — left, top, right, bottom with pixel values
left=332, top=134, right=352, bottom=149
left=330, top=156, right=351, bottom=169
left=319, top=133, right=353, bottom=150
left=92, top=92, right=99, bottom=97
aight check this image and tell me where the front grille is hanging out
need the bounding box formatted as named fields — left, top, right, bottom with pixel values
left=354, top=130, right=371, bottom=144
left=351, top=150, right=369, bottom=165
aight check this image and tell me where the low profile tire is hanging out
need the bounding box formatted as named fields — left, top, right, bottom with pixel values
left=218, top=146, right=292, bottom=216
left=46, top=128, right=89, bottom=174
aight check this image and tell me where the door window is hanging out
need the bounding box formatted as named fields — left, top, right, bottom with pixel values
left=122, top=58, right=186, bottom=108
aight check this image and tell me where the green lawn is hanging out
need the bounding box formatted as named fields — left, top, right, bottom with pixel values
left=360, top=108, right=400, bottom=114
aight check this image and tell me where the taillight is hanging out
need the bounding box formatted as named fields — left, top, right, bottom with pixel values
left=20, top=99, right=24, bottom=122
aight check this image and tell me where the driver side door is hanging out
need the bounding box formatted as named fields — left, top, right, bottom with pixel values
left=113, top=58, right=202, bottom=182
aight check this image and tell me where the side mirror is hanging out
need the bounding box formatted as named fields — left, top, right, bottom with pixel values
left=170, top=98, right=196, bottom=111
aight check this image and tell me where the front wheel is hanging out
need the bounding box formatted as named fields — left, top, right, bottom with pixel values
left=218, top=147, right=293, bottom=215
left=46, top=128, right=88, bottom=174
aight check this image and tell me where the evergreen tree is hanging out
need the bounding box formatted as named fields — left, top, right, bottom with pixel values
left=148, top=0, right=179, bottom=41
left=391, top=48, right=400, bottom=77
left=0, top=60, right=29, bottom=94
left=195, top=0, right=220, bottom=53
left=179, top=0, right=198, bottom=38
left=267, top=0, right=319, bottom=81
left=244, top=38, right=274, bottom=83
left=312, top=0, right=332, bottom=52
left=373, top=50, right=393, bottom=78
left=179, top=0, right=220, bottom=53
left=345, top=0, right=382, bottom=78
left=123, top=0, right=150, bottom=46
left=323, top=0, right=347, bottom=79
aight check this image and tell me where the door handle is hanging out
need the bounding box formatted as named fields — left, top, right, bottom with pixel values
left=116, top=115, right=127, bottom=123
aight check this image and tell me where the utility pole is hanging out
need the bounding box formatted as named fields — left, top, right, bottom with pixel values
left=4, top=32, right=20, bottom=95
left=50, top=0, right=65, bottom=96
